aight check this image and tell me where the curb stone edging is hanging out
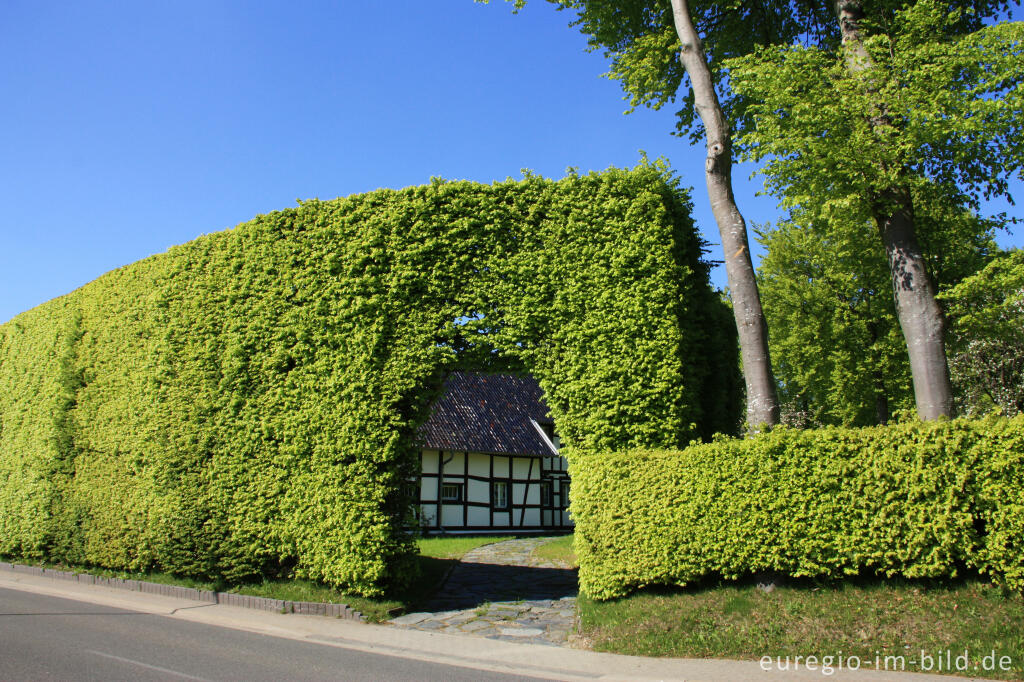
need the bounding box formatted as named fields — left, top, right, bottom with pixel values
left=0, top=561, right=364, bottom=622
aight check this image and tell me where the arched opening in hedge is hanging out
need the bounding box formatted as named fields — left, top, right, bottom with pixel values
left=0, top=166, right=740, bottom=594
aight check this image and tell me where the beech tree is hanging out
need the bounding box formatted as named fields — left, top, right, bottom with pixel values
left=940, top=250, right=1024, bottom=416
left=729, top=1, right=1024, bottom=420
left=758, top=187, right=998, bottom=427
left=533, top=0, right=844, bottom=429
left=501, top=0, right=1019, bottom=422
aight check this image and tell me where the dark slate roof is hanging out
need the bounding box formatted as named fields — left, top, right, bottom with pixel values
left=416, top=371, right=557, bottom=457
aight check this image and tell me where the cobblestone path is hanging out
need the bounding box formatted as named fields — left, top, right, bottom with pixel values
left=388, top=537, right=578, bottom=646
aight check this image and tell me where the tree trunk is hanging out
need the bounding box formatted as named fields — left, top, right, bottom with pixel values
left=669, top=0, right=780, bottom=430
left=875, top=195, right=953, bottom=419
left=833, top=0, right=954, bottom=420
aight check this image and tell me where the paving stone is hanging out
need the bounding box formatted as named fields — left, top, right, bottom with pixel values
left=432, top=609, right=466, bottom=619
left=389, top=612, right=433, bottom=625
left=443, top=613, right=477, bottom=625
left=470, top=626, right=503, bottom=637
left=489, top=610, right=521, bottom=619
left=499, top=627, right=545, bottom=637
left=458, top=620, right=491, bottom=632
left=389, top=536, right=577, bottom=647
left=416, top=620, right=448, bottom=630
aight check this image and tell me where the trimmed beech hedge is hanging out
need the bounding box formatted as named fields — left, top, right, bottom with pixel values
left=0, top=166, right=740, bottom=595
left=572, top=415, right=1024, bottom=600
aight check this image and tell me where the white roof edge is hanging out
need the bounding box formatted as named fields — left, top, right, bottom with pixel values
left=529, top=418, right=560, bottom=456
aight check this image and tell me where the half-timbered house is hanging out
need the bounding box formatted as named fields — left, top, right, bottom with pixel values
left=414, top=371, right=572, bottom=533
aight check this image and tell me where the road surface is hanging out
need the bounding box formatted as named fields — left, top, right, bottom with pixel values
left=0, top=586, right=545, bottom=681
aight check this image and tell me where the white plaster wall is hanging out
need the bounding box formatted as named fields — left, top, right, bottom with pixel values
left=468, top=452, right=490, bottom=478
left=444, top=451, right=466, bottom=474
left=512, top=456, right=532, bottom=480
left=421, top=450, right=438, bottom=473
left=417, top=449, right=574, bottom=529
left=421, top=476, right=438, bottom=500
left=468, top=506, right=490, bottom=526
left=520, top=507, right=540, bottom=527
left=512, top=482, right=540, bottom=506
left=467, top=478, right=489, bottom=504
left=440, top=504, right=464, bottom=527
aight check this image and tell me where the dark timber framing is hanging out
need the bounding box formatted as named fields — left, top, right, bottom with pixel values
left=414, top=372, right=571, bottom=533
left=519, top=457, right=534, bottom=527
left=417, top=449, right=571, bottom=533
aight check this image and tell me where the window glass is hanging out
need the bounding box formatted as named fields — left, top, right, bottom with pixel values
left=540, top=481, right=552, bottom=507
left=492, top=481, right=509, bottom=509
left=441, top=483, right=462, bottom=502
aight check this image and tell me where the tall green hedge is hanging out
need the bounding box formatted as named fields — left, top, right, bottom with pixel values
left=0, top=166, right=740, bottom=594
left=572, top=415, right=1024, bottom=600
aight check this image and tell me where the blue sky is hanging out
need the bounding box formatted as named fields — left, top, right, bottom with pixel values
left=1, top=1, right=1021, bottom=324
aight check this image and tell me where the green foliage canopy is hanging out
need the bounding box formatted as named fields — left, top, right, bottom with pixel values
left=757, top=191, right=998, bottom=427
left=940, top=249, right=1024, bottom=415
left=729, top=2, right=1024, bottom=227
left=538, top=0, right=1014, bottom=142
left=546, top=0, right=832, bottom=141
left=0, top=166, right=739, bottom=594
left=757, top=216, right=914, bottom=427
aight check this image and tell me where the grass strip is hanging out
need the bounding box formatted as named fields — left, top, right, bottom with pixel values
left=580, top=576, right=1024, bottom=679
left=0, top=535, right=516, bottom=622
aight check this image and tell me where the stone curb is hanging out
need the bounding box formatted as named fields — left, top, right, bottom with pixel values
left=0, top=561, right=363, bottom=622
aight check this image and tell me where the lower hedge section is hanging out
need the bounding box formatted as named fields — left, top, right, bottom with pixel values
left=571, top=415, right=1024, bottom=600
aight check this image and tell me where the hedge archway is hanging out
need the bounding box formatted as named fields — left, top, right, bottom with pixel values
left=0, top=165, right=739, bottom=594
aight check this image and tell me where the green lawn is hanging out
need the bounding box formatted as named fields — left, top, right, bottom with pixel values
left=416, top=534, right=513, bottom=560
left=580, top=576, right=1024, bottom=679
left=531, top=534, right=577, bottom=568
left=517, top=533, right=1024, bottom=679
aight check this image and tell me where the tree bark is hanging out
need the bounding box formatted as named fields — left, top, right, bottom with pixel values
left=875, top=194, right=953, bottom=419
left=833, top=0, right=954, bottom=420
left=669, top=0, right=780, bottom=430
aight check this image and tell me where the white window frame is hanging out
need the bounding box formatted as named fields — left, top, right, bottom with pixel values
left=492, top=480, right=509, bottom=510
left=441, top=482, right=463, bottom=502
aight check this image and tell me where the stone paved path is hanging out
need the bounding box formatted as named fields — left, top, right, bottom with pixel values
left=388, top=537, right=578, bottom=646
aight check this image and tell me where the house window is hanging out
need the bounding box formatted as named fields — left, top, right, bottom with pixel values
left=540, top=481, right=552, bottom=507
left=559, top=480, right=570, bottom=509
left=492, top=481, right=509, bottom=510
left=403, top=481, right=420, bottom=502
left=441, top=482, right=463, bottom=502
left=404, top=481, right=421, bottom=523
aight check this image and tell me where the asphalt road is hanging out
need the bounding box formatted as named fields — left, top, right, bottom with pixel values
left=0, top=587, right=547, bottom=681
